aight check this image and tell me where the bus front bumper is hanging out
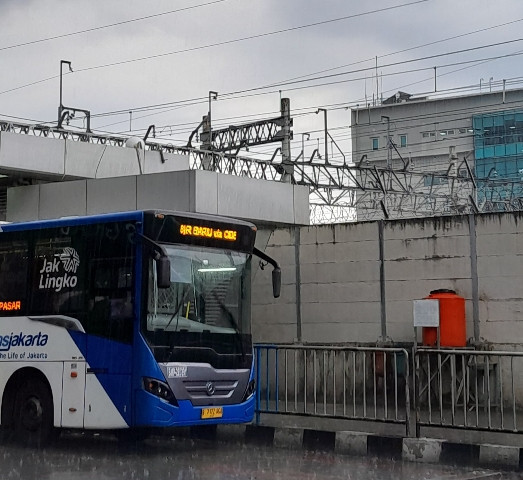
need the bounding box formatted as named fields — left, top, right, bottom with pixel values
left=134, top=390, right=255, bottom=427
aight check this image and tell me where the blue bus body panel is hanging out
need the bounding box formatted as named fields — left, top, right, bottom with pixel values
left=134, top=396, right=255, bottom=427
left=0, top=211, right=144, bottom=232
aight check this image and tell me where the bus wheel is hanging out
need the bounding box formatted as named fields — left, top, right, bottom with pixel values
left=13, top=379, right=55, bottom=447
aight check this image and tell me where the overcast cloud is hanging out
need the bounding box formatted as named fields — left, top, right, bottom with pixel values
left=1, top=0, right=522, bottom=161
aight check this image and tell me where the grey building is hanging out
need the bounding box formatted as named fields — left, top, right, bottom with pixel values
left=351, top=87, right=523, bottom=219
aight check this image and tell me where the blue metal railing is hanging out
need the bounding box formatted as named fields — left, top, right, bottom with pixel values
left=254, top=344, right=411, bottom=436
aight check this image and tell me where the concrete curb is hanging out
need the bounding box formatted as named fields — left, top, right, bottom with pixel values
left=212, top=424, right=522, bottom=471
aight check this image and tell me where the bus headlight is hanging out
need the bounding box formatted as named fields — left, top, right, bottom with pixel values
left=143, top=377, right=177, bottom=405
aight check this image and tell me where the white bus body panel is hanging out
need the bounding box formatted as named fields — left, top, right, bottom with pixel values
left=0, top=316, right=127, bottom=429
left=84, top=374, right=127, bottom=429
left=61, top=361, right=86, bottom=428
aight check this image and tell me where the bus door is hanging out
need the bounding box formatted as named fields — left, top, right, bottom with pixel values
left=83, top=258, right=134, bottom=429
left=84, top=336, right=132, bottom=429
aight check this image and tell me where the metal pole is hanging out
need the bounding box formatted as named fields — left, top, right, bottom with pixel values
left=294, top=227, right=302, bottom=342
left=317, top=108, right=328, bottom=163
left=381, top=115, right=391, bottom=169
left=378, top=220, right=387, bottom=339
left=58, top=60, right=72, bottom=124
left=301, top=133, right=310, bottom=160
left=208, top=91, right=218, bottom=132
left=469, top=214, right=480, bottom=342
left=323, top=109, right=328, bottom=164
left=280, top=98, right=292, bottom=181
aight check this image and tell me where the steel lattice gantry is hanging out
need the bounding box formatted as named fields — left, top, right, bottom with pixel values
left=0, top=119, right=521, bottom=224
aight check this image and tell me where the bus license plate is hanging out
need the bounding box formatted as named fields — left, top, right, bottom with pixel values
left=201, top=407, right=223, bottom=419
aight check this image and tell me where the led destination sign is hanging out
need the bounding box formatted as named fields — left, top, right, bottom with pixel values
left=144, top=212, right=257, bottom=253
left=179, top=224, right=237, bottom=242
left=0, top=301, right=21, bottom=311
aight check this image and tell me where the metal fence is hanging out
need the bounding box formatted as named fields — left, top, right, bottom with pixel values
left=254, top=344, right=411, bottom=436
left=415, top=348, right=523, bottom=435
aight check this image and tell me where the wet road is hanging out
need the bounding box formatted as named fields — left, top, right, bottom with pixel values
left=1, top=432, right=521, bottom=480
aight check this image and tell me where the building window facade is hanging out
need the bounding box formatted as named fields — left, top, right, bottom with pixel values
left=473, top=111, right=523, bottom=204
left=371, top=137, right=379, bottom=150
left=400, top=135, right=407, bottom=147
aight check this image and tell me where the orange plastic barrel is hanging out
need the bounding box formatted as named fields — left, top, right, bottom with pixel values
left=422, top=289, right=466, bottom=347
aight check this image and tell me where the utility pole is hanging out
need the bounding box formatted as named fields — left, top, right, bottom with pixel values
left=201, top=91, right=217, bottom=152
left=381, top=115, right=391, bottom=169
left=317, top=108, right=328, bottom=163
left=58, top=60, right=72, bottom=126
left=281, top=98, right=293, bottom=182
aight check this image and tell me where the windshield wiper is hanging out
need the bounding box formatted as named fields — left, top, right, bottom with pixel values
left=164, top=285, right=191, bottom=331
left=212, top=291, right=245, bottom=358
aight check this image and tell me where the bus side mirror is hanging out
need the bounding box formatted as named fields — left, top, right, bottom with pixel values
left=156, top=255, right=171, bottom=289
left=272, top=267, right=281, bottom=298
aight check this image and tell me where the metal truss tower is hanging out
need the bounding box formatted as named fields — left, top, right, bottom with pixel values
left=0, top=116, right=521, bottom=224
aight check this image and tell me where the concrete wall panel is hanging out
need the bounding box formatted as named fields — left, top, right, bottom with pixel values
left=6, top=185, right=40, bottom=222
left=316, top=225, right=335, bottom=244
left=334, top=240, right=379, bottom=262
left=86, top=176, right=137, bottom=215
left=387, top=279, right=469, bottom=301
left=269, top=228, right=293, bottom=246
left=302, top=322, right=380, bottom=344
left=314, top=282, right=380, bottom=303
left=136, top=171, right=192, bottom=212
left=0, top=132, right=65, bottom=177
left=39, top=181, right=87, bottom=219
left=300, top=226, right=317, bottom=245
left=64, top=141, right=109, bottom=178
left=216, top=174, right=308, bottom=224
left=478, top=279, right=523, bottom=300
left=476, top=213, right=521, bottom=234
left=334, top=222, right=378, bottom=242
left=385, top=236, right=470, bottom=260
left=385, top=216, right=469, bottom=240
left=302, top=301, right=380, bottom=325
left=386, top=258, right=470, bottom=281
left=477, top=255, right=523, bottom=278
left=327, top=261, right=380, bottom=283
left=252, top=322, right=297, bottom=344
left=476, top=233, right=519, bottom=256
left=293, top=186, right=311, bottom=225
left=90, top=145, right=143, bottom=178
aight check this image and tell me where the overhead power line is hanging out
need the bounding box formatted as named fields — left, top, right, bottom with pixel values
left=276, top=16, right=523, bottom=86
left=0, top=0, right=429, bottom=97
left=0, top=0, right=230, bottom=53
left=75, top=0, right=431, bottom=74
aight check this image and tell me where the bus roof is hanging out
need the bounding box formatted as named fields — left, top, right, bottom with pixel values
left=0, top=211, right=145, bottom=233
left=0, top=210, right=256, bottom=233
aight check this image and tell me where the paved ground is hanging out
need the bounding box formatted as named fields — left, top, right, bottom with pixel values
left=1, top=431, right=520, bottom=480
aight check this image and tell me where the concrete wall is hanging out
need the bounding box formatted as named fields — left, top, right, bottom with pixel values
left=252, top=212, right=523, bottom=348
left=0, top=131, right=189, bottom=180
left=6, top=170, right=310, bottom=226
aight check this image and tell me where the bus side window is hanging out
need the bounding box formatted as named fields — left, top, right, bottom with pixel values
left=0, top=240, right=28, bottom=315
left=31, top=235, right=86, bottom=321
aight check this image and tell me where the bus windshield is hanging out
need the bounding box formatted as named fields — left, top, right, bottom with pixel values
left=144, top=244, right=251, bottom=364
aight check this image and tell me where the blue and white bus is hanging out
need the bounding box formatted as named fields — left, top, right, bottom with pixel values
left=0, top=210, right=280, bottom=446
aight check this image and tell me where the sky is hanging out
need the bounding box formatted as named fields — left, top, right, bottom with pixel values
left=1, top=0, right=523, bottom=163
